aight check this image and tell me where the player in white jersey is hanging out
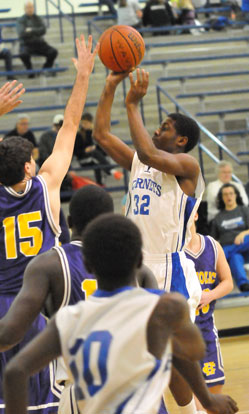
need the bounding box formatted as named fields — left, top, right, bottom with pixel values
left=93, top=69, right=204, bottom=317
left=3, top=214, right=238, bottom=414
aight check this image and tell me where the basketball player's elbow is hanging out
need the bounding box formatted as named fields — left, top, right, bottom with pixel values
left=0, top=323, right=21, bottom=351
left=93, top=127, right=102, bottom=143
left=93, top=127, right=108, bottom=146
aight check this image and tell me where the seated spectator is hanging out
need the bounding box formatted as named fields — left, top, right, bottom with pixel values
left=142, top=0, right=175, bottom=32
left=0, top=43, right=14, bottom=80
left=171, top=0, right=196, bottom=27
left=4, top=113, right=39, bottom=160
left=74, top=112, right=123, bottom=186
left=206, top=160, right=248, bottom=224
left=99, top=0, right=117, bottom=15
left=211, top=183, right=249, bottom=292
left=16, top=1, right=58, bottom=78
left=117, top=0, right=143, bottom=29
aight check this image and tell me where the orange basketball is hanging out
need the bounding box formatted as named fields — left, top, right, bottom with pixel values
left=98, top=25, right=145, bottom=73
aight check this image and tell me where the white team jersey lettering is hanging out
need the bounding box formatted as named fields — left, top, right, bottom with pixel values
left=56, top=288, right=172, bottom=414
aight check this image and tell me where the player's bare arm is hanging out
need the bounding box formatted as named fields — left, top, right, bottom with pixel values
left=39, top=35, right=99, bottom=225
left=0, top=251, right=63, bottom=351
left=173, top=357, right=238, bottom=414
left=147, top=292, right=205, bottom=361
left=0, top=80, right=25, bottom=116
left=93, top=71, right=134, bottom=171
left=4, top=318, right=61, bottom=414
left=198, top=241, right=233, bottom=309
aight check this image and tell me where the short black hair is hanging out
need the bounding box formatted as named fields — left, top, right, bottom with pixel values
left=0, top=137, right=33, bottom=186
left=81, top=112, right=93, bottom=122
left=69, top=185, right=114, bottom=234
left=168, top=113, right=200, bottom=153
left=216, top=183, right=243, bottom=210
left=82, top=213, right=142, bottom=289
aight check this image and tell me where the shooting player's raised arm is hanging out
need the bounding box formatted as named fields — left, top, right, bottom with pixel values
left=93, top=72, right=134, bottom=171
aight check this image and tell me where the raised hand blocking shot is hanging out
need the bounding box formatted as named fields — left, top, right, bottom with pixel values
left=0, top=80, right=25, bottom=116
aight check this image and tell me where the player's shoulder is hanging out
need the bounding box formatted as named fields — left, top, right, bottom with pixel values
left=145, top=289, right=188, bottom=311
left=150, top=291, right=189, bottom=328
left=25, top=248, right=60, bottom=275
left=176, top=152, right=200, bottom=176
left=205, top=234, right=216, bottom=244
left=204, top=234, right=219, bottom=253
left=54, top=241, right=83, bottom=258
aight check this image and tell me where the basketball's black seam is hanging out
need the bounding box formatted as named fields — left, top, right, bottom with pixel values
left=99, top=31, right=110, bottom=63
left=110, top=31, right=124, bottom=72
left=113, top=28, right=137, bottom=69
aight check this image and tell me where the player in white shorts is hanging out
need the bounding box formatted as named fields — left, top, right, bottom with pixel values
left=3, top=214, right=238, bottom=414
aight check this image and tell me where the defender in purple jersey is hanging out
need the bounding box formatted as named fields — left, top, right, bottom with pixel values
left=185, top=213, right=233, bottom=412
left=0, top=36, right=99, bottom=414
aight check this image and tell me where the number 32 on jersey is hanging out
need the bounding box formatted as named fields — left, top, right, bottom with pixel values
left=133, top=195, right=150, bottom=215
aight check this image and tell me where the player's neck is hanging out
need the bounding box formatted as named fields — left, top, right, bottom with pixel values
left=71, top=231, right=81, bottom=242
left=11, top=179, right=30, bottom=193
left=186, top=232, right=201, bottom=253
left=97, top=279, right=136, bottom=291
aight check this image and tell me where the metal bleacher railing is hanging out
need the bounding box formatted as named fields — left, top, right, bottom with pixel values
left=154, top=70, right=249, bottom=94
left=156, top=80, right=249, bottom=180
left=44, top=0, right=77, bottom=53
left=144, top=35, right=249, bottom=58
left=195, top=107, right=249, bottom=135
left=0, top=67, right=69, bottom=85
left=176, top=88, right=249, bottom=112
left=141, top=53, right=249, bottom=77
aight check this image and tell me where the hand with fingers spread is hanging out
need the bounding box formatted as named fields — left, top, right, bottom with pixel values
left=72, top=34, right=99, bottom=77
left=125, top=68, right=149, bottom=106
left=0, top=81, right=25, bottom=116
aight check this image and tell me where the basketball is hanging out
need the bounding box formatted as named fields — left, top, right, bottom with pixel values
left=98, top=25, right=145, bottom=73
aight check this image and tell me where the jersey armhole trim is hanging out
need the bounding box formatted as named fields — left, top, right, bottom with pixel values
left=37, top=175, right=61, bottom=237
left=52, top=246, right=71, bottom=309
